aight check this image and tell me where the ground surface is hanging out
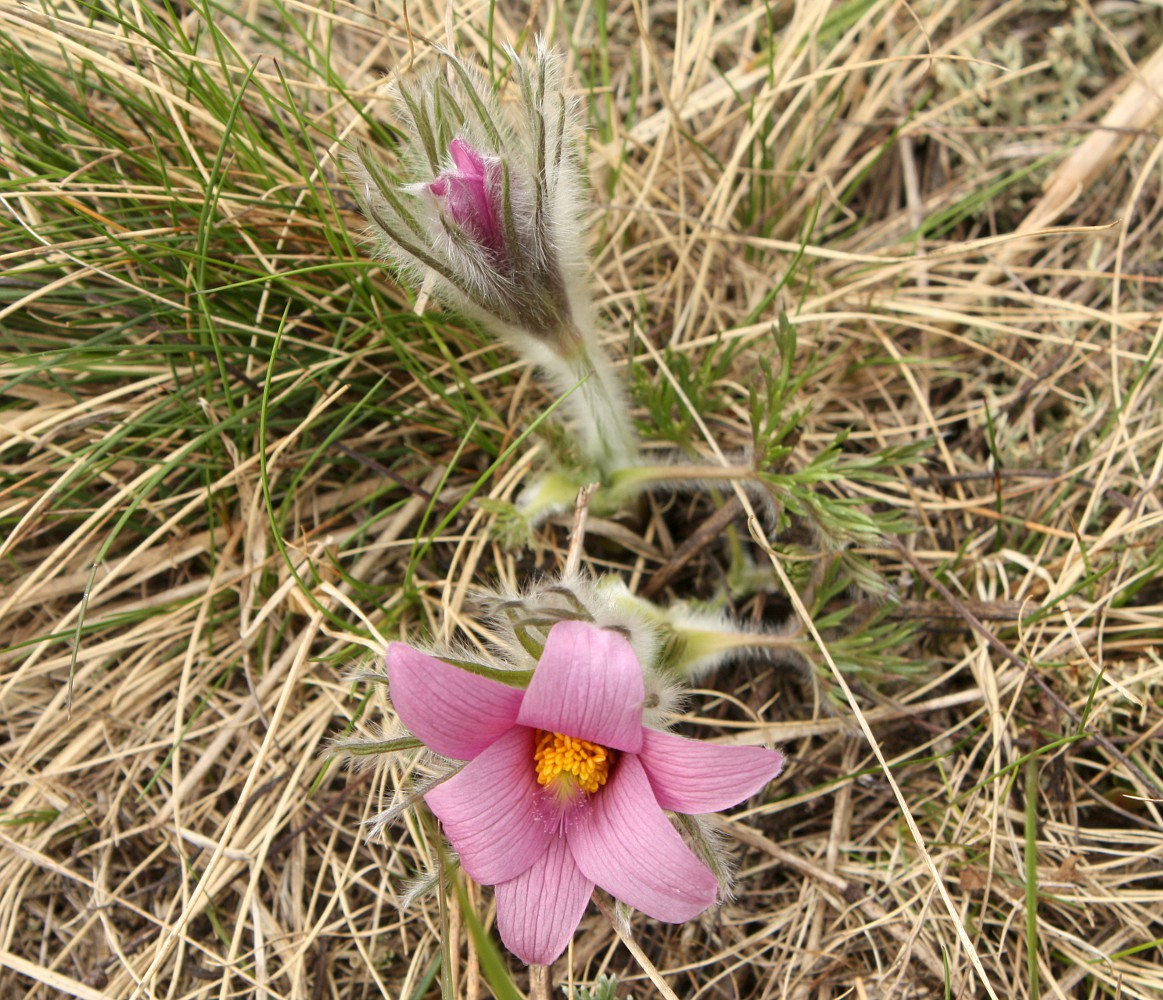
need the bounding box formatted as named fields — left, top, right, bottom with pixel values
left=2, top=1, right=1162, bottom=998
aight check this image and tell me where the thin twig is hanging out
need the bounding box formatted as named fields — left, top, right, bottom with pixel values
left=642, top=495, right=742, bottom=599
left=563, top=483, right=598, bottom=579
left=591, top=896, right=681, bottom=1000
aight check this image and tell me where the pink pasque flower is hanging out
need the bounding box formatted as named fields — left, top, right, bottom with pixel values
left=386, top=620, right=784, bottom=965
left=429, top=138, right=505, bottom=258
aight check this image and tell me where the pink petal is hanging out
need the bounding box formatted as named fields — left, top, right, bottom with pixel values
left=517, top=621, right=645, bottom=752
left=425, top=727, right=553, bottom=885
left=430, top=138, right=504, bottom=255
left=568, top=754, right=717, bottom=922
left=449, top=137, right=485, bottom=175
left=638, top=729, right=784, bottom=813
left=495, top=834, right=594, bottom=966
left=386, top=644, right=523, bottom=760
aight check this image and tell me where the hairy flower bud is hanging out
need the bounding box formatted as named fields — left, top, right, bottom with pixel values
left=348, top=42, right=638, bottom=473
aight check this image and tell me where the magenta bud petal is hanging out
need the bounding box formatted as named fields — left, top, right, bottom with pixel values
left=517, top=621, right=645, bottom=752
left=425, top=727, right=553, bottom=885
left=638, top=729, right=784, bottom=813
left=569, top=755, right=718, bottom=922
left=386, top=644, right=524, bottom=761
left=495, top=834, right=594, bottom=965
left=429, top=138, right=505, bottom=256
left=449, top=136, right=484, bottom=173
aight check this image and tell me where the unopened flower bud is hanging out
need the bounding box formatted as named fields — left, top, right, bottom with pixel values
left=348, top=42, right=638, bottom=473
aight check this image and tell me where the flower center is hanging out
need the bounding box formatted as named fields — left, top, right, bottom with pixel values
left=533, top=730, right=613, bottom=796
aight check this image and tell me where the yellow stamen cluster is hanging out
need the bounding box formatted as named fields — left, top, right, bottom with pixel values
left=533, top=730, right=613, bottom=795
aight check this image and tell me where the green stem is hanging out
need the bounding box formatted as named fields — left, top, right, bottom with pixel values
left=564, top=346, right=638, bottom=475
left=608, top=461, right=761, bottom=497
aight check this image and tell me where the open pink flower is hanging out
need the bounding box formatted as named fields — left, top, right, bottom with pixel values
left=386, top=620, right=784, bottom=965
left=429, top=138, right=505, bottom=257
